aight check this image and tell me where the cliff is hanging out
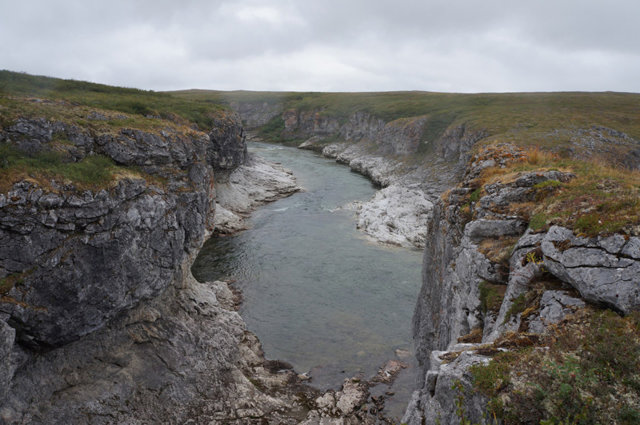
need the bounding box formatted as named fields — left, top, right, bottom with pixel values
left=404, top=144, right=640, bottom=424
left=0, top=92, right=265, bottom=421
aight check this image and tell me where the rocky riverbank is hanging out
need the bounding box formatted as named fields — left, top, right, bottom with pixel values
left=212, top=152, right=301, bottom=235
left=238, top=103, right=487, bottom=250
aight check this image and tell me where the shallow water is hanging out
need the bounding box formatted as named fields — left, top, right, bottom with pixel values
left=192, top=142, right=422, bottom=418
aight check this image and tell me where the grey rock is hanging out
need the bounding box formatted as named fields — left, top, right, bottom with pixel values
left=542, top=226, right=640, bottom=314
left=402, top=350, right=491, bottom=425
left=0, top=321, right=16, bottom=402
left=213, top=154, right=300, bottom=235
left=529, top=290, right=585, bottom=334
left=355, top=184, right=433, bottom=248
left=485, top=248, right=543, bottom=342
left=464, top=218, right=527, bottom=242
left=207, top=114, right=247, bottom=170
left=0, top=120, right=222, bottom=346
left=1, top=278, right=318, bottom=424
left=621, top=237, right=640, bottom=259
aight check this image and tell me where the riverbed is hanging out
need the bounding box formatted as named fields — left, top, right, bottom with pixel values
left=192, top=142, right=422, bottom=418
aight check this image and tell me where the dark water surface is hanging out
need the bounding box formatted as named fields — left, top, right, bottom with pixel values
left=192, top=142, right=422, bottom=418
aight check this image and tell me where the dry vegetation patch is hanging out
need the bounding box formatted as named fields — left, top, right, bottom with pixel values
left=469, top=145, right=640, bottom=236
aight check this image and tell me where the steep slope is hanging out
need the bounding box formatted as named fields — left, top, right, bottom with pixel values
left=404, top=145, right=640, bottom=424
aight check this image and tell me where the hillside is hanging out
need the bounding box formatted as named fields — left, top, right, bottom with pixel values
left=172, top=89, right=640, bottom=167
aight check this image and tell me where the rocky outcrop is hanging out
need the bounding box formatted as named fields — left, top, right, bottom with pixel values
left=541, top=226, right=640, bottom=314
left=207, top=114, right=248, bottom=170
left=0, top=118, right=221, bottom=348
left=403, top=348, right=490, bottom=425
left=403, top=144, right=639, bottom=424
left=213, top=154, right=300, bottom=235
left=353, top=184, right=433, bottom=249
left=0, top=178, right=212, bottom=347
left=1, top=277, right=302, bottom=424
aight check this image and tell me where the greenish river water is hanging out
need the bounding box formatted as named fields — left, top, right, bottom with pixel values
left=192, top=142, right=422, bottom=418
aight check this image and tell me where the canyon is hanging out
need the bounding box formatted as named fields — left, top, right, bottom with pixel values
left=2, top=72, right=640, bottom=424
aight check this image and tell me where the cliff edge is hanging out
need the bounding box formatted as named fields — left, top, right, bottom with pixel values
left=404, top=144, right=640, bottom=424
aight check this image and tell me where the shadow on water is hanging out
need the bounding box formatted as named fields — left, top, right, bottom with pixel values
left=192, top=142, right=422, bottom=419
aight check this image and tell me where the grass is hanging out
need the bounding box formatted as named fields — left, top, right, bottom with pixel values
left=0, top=144, right=140, bottom=191
left=471, top=309, right=640, bottom=425
left=465, top=145, right=640, bottom=237
left=0, top=70, right=228, bottom=130
left=503, top=293, right=527, bottom=324
left=479, top=281, right=506, bottom=314
left=172, top=89, right=640, bottom=156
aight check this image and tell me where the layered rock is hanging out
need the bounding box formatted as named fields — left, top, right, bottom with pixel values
left=404, top=145, right=640, bottom=424
left=353, top=184, right=433, bottom=249
left=0, top=118, right=223, bottom=348
left=541, top=226, right=640, bottom=314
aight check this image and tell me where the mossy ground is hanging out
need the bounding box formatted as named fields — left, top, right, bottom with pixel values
left=471, top=309, right=640, bottom=425
left=0, top=70, right=228, bottom=130
left=0, top=144, right=149, bottom=191
left=0, top=71, right=233, bottom=190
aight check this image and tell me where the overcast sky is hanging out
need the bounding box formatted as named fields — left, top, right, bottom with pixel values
left=1, top=0, right=639, bottom=93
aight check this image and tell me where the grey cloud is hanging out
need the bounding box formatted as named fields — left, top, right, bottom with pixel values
left=0, top=0, right=638, bottom=92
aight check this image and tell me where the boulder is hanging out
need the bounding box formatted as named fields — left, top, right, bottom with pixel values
left=542, top=226, right=640, bottom=314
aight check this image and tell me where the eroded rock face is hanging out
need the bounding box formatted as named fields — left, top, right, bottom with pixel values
left=355, top=184, right=433, bottom=248
left=0, top=178, right=215, bottom=347
left=402, top=349, right=490, bottom=425
left=404, top=146, right=625, bottom=424
left=1, top=278, right=310, bottom=424
left=208, top=113, right=248, bottom=170
left=0, top=117, right=227, bottom=347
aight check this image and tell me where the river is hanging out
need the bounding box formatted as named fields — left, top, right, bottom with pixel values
left=192, top=142, right=422, bottom=418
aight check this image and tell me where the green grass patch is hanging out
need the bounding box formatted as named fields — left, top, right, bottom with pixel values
left=471, top=351, right=517, bottom=397
left=469, top=188, right=482, bottom=203
left=0, top=145, right=129, bottom=190
left=0, top=70, right=227, bottom=130
left=503, top=293, right=527, bottom=324
left=528, top=212, right=548, bottom=231
left=533, top=179, right=563, bottom=190
left=479, top=281, right=506, bottom=313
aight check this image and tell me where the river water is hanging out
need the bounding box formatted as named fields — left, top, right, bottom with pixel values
left=192, top=142, right=422, bottom=418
